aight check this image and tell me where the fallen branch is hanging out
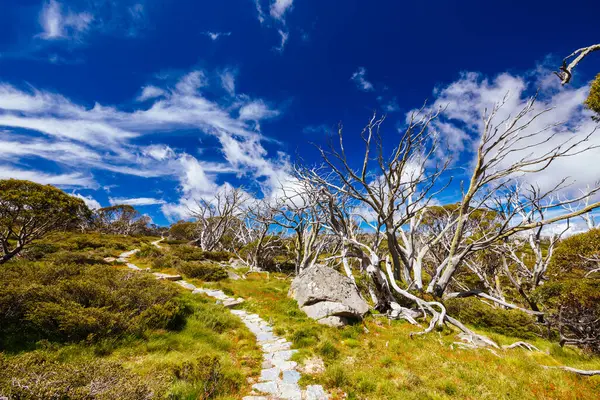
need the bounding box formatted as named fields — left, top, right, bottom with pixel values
left=543, top=366, right=600, bottom=376
left=502, top=341, right=540, bottom=352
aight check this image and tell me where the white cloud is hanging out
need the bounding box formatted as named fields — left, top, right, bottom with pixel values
left=254, top=0, right=266, bottom=24
left=219, top=69, right=237, bottom=96
left=275, top=29, right=289, bottom=52
left=143, top=144, right=175, bottom=161
left=175, top=70, right=207, bottom=95
left=351, top=67, right=374, bottom=91
left=137, top=86, right=166, bottom=102
left=72, top=193, right=102, bottom=209
left=0, top=165, right=95, bottom=188
left=38, top=0, right=93, bottom=40
left=203, top=31, right=231, bottom=41
left=422, top=68, right=600, bottom=194
left=239, top=100, right=279, bottom=122
left=270, top=0, right=294, bottom=20
left=0, top=67, right=289, bottom=221
left=109, top=197, right=166, bottom=206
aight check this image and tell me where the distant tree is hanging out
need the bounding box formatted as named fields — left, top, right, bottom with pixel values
left=189, top=186, right=248, bottom=251
left=0, top=179, right=90, bottom=264
left=94, top=205, right=149, bottom=235
left=168, top=220, right=197, bottom=241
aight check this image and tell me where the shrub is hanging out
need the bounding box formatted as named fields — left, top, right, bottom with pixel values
left=0, top=352, right=166, bottom=399
left=173, top=245, right=206, bottom=261
left=177, top=261, right=228, bottom=281
left=202, top=251, right=234, bottom=262
left=50, top=251, right=107, bottom=265
left=445, top=298, right=541, bottom=339
left=549, top=228, right=600, bottom=278
left=138, top=243, right=162, bottom=258
left=152, top=254, right=183, bottom=270
left=170, top=354, right=243, bottom=399
left=535, top=279, right=600, bottom=353
left=21, top=243, right=60, bottom=260
left=0, top=261, right=189, bottom=347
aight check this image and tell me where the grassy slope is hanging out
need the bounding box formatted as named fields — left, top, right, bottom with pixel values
left=202, top=273, right=600, bottom=400
left=0, top=233, right=262, bottom=399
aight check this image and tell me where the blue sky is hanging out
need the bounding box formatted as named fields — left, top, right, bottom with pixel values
left=0, top=0, right=599, bottom=226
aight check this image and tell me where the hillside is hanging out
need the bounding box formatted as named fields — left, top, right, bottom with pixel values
left=1, top=232, right=599, bottom=399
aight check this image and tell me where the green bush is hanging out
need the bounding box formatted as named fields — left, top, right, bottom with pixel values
left=49, top=251, right=107, bottom=265
left=171, top=245, right=233, bottom=263
left=0, top=261, right=189, bottom=347
left=535, top=279, right=600, bottom=353
left=0, top=352, right=166, bottom=399
left=152, top=254, right=183, bottom=270
left=170, top=354, right=243, bottom=399
left=202, top=251, right=233, bottom=262
left=549, top=228, right=600, bottom=278
left=445, top=298, right=541, bottom=340
left=172, top=245, right=206, bottom=261
left=138, top=243, right=162, bottom=258
left=21, top=243, right=60, bottom=260
left=177, top=261, right=228, bottom=281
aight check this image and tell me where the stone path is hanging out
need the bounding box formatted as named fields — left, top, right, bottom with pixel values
left=115, top=241, right=329, bottom=400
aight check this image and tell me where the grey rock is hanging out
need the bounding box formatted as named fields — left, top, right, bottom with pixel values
left=176, top=280, right=197, bottom=290
left=277, top=383, right=302, bottom=400
left=228, top=270, right=241, bottom=280
left=103, top=257, right=117, bottom=263
left=252, top=381, right=278, bottom=395
left=289, top=264, right=369, bottom=325
left=305, top=385, right=329, bottom=400
left=314, top=315, right=349, bottom=327
left=126, top=263, right=141, bottom=271
left=229, top=258, right=246, bottom=270
left=153, top=273, right=182, bottom=281
left=282, top=370, right=301, bottom=384
left=259, top=367, right=279, bottom=382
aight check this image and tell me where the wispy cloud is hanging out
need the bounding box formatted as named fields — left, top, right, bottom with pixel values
left=38, top=0, right=93, bottom=41
left=270, top=0, right=294, bottom=21
left=109, top=197, right=166, bottom=206
left=275, top=29, right=289, bottom=53
left=351, top=67, right=374, bottom=91
left=0, top=67, right=288, bottom=220
left=137, top=86, right=166, bottom=102
left=0, top=165, right=95, bottom=188
left=203, top=31, right=231, bottom=41
left=219, top=69, right=237, bottom=96
left=72, top=193, right=102, bottom=209
left=254, top=0, right=295, bottom=52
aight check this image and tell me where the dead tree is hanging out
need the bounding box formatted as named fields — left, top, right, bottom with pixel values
left=270, top=176, right=331, bottom=274
left=556, top=44, right=600, bottom=85
left=189, top=186, right=248, bottom=251
left=233, top=198, right=282, bottom=271
left=301, top=93, right=600, bottom=346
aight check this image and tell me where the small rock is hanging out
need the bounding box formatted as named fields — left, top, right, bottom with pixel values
left=259, top=367, right=280, bottom=382
left=305, top=385, right=329, bottom=400
left=277, top=383, right=302, bottom=400
left=176, top=280, right=197, bottom=290
left=228, top=270, right=241, bottom=280
left=252, top=381, right=278, bottom=395
left=282, top=370, right=301, bottom=384
left=153, top=273, right=182, bottom=281
left=103, top=257, right=117, bottom=263
left=298, top=357, right=325, bottom=375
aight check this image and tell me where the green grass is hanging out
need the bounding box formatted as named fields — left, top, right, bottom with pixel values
left=209, top=273, right=600, bottom=400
